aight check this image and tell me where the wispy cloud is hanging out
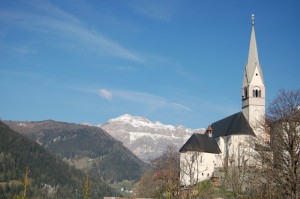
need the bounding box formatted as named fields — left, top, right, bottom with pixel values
left=1, top=43, right=36, bottom=55
left=130, top=0, right=180, bottom=22
left=99, top=89, right=113, bottom=100
left=0, top=2, right=143, bottom=62
left=72, top=85, right=191, bottom=112
left=101, top=88, right=192, bottom=112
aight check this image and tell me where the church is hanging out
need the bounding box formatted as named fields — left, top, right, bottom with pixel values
left=179, top=15, right=269, bottom=186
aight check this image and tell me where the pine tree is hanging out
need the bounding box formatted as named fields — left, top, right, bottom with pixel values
left=12, top=167, right=29, bottom=199
left=83, top=175, right=91, bottom=199
left=22, top=167, right=29, bottom=199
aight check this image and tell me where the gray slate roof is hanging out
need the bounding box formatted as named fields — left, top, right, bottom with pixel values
left=179, top=134, right=221, bottom=154
left=211, top=111, right=255, bottom=138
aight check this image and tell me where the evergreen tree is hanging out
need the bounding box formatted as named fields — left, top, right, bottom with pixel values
left=83, top=175, right=91, bottom=199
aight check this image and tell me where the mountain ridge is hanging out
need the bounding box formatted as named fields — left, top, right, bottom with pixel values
left=4, top=119, right=149, bottom=184
left=100, top=114, right=205, bottom=162
left=0, top=120, right=115, bottom=198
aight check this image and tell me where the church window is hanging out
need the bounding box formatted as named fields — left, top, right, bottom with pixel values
left=253, top=87, right=261, bottom=98
left=244, top=87, right=248, bottom=98
left=191, top=155, right=195, bottom=163
left=200, top=155, right=203, bottom=163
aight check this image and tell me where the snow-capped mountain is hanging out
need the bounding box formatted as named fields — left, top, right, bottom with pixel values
left=100, top=114, right=205, bottom=162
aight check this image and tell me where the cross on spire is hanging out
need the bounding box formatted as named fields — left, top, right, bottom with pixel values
left=252, top=14, right=255, bottom=25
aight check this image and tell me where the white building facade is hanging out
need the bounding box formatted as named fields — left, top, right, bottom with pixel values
left=179, top=129, right=221, bottom=186
left=180, top=151, right=220, bottom=186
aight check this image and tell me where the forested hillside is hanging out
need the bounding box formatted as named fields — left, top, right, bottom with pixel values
left=5, top=120, right=149, bottom=184
left=0, top=121, right=115, bottom=198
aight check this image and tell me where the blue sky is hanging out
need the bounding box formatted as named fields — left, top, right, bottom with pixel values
left=0, top=0, right=299, bottom=128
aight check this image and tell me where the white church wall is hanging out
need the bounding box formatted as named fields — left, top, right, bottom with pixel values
left=243, top=97, right=265, bottom=130
left=180, top=151, right=219, bottom=186
left=215, top=135, right=258, bottom=168
left=227, top=135, right=257, bottom=167
left=248, top=106, right=265, bottom=134
left=215, top=137, right=225, bottom=167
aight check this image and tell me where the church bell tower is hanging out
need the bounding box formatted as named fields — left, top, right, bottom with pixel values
left=242, top=14, right=265, bottom=132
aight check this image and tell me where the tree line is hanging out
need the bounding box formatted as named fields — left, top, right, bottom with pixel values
left=0, top=121, right=115, bottom=198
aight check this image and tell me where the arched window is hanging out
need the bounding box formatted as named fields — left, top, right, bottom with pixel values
left=244, top=87, right=248, bottom=98
left=253, top=87, right=261, bottom=98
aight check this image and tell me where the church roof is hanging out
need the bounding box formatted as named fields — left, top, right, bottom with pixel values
left=211, top=112, right=255, bottom=138
left=179, top=134, right=221, bottom=154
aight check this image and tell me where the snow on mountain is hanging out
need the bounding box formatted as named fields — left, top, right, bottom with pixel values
left=108, top=114, right=176, bottom=131
left=101, top=114, right=205, bottom=162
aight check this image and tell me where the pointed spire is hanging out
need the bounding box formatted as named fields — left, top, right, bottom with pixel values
left=244, top=14, right=264, bottom=84
left=242, top=14, right=266, bottom=126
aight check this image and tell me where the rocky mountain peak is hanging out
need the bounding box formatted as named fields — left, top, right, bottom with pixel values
left=101, top=114, right=205, bottom=162
left=107, top=114, right=175, bottom=131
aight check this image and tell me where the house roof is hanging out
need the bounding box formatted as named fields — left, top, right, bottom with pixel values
left=179, top=134, right=221, bottom=154
left=211, top=111, right=255, bottom=138
left=207, top=125, right=213, bottom=131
